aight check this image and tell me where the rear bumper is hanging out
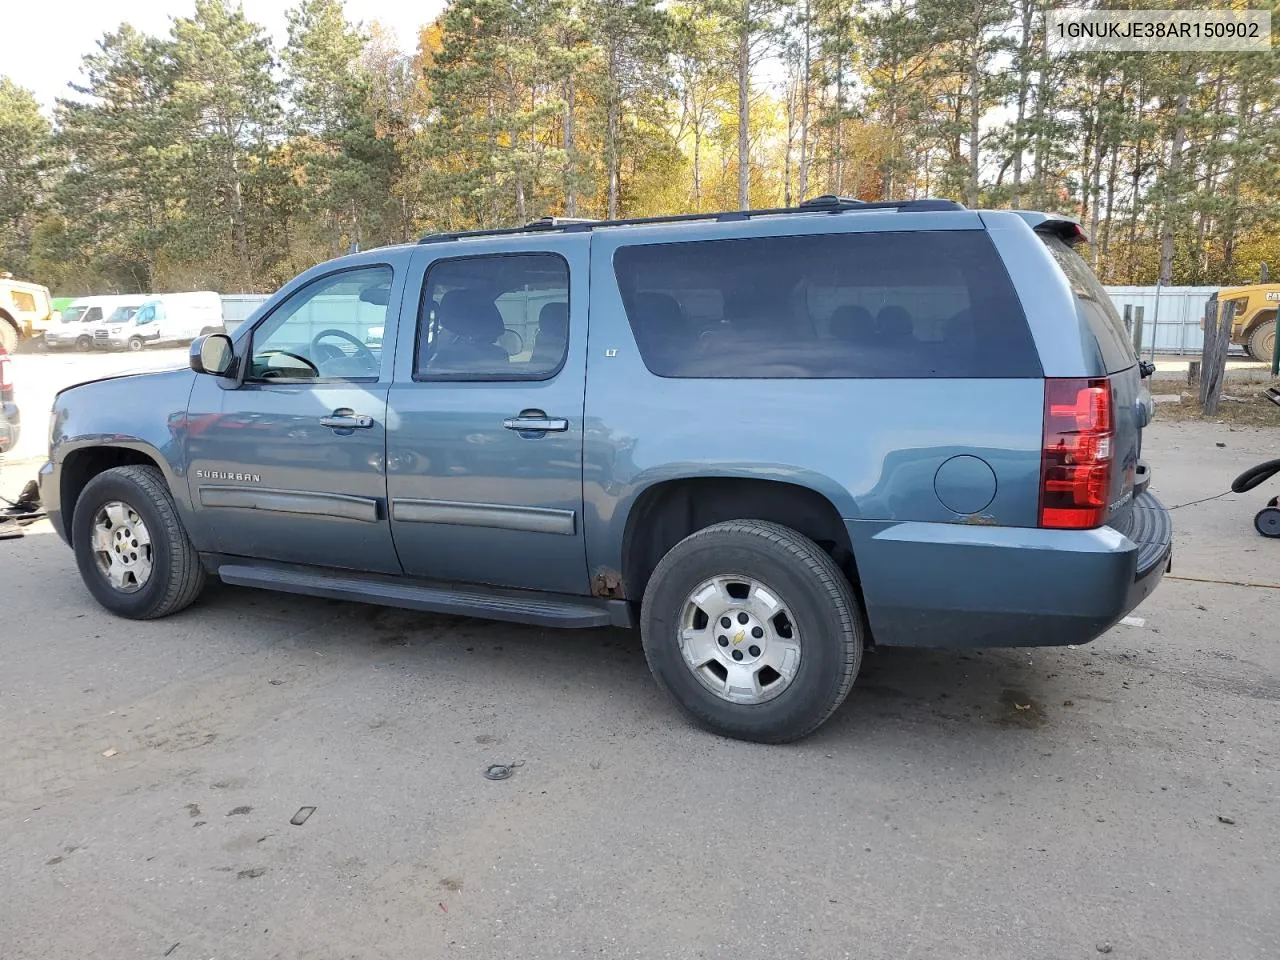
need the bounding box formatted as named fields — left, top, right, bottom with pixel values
left=850, top=491, right=1172, bottom=648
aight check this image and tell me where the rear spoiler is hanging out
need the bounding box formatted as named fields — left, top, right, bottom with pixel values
left=1014, top=212, right=1090, bottom=247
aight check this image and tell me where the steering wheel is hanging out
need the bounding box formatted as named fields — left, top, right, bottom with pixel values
left=311, top=328, right=378, bottom=373
left=258, top=349, right=319, bottom=378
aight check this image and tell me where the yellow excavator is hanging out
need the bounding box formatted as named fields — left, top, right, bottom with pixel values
left=1209, top=279, right=1278, bottom=367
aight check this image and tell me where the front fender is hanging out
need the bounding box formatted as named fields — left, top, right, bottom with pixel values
left=46, top=369, right=200, bottom=543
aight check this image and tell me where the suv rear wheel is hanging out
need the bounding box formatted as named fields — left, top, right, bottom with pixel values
left=640, top=520, right=863, bottom=743
left=72, top=465, right=206, bottom=619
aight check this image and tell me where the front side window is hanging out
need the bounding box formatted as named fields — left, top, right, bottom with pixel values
left=63, top=305, right=89, bottom=324
left=613, top=231, right=1040, bottom=379
left=135, top=303, right=163, bottom=325
left=415, top=253, right=569, bottom=380
left=11, top=291, right=36, bottom=313
left=249, top=265, right=392, bottom=381
left=107, top=306, right=139, bottom=323
left=84, top=307, right=103, bottom=323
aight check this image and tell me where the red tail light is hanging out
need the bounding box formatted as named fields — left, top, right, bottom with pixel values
left=0, top=349, right=11, bottom=391
left=1040, top=378, right=1113, bottom=529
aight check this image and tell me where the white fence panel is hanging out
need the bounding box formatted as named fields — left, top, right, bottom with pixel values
left=1103, top=285, right=1220, bottom=356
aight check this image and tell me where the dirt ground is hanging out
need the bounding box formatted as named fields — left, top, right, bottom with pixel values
left=2, top=355, right=1279, bottom=959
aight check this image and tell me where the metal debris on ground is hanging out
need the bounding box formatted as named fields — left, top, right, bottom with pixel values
left=483, top=760, right=524, bottom=781
left=290, top=806, right=316, bottom=826
left=102, top=748, right=118, bottom=758
left=1218, top=815, right=1236, bottom=825
left=164, top=942, right=179, bottom=956
left=1120, top=616, right=1146, bottom=627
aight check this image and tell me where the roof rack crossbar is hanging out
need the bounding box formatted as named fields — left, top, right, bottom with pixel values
left=418, top=196, right=965, bottom=244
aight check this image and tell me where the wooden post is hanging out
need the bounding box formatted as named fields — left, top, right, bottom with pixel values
left=1199, top=299, right=1217, bottom=405
left=1202, top=300, right=1236, bottom=416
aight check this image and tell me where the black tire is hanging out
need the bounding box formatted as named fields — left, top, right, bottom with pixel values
left=127, top=336, right=144, bottom=352
left=1246, top=318, right=1276, bottom=365
left=1255, top=507, right=1280, bottom=538
left=72, top=464, right=206, bottom=619
left=640, top=520, right=863, bottom=743
left=0, top=320, right=17, bottom=354
left=76, top=334, right=92, bottom=352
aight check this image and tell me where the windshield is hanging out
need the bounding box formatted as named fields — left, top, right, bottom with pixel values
left=107, top=305, right=140, bottom=323
left=62, top=305, right=89, bottom=323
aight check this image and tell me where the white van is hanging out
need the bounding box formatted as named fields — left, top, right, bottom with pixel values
left=44, top=295, right=147, bottom=351
left=94, top=292, right=224, bottom=351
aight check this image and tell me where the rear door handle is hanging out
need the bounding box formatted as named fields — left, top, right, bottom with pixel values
left=503, top=413, right=568, bottom=433
left=320, top=408, right=374, bottom=429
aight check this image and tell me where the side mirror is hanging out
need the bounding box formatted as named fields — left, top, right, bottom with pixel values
left=190, top=334, right=236, bottom=377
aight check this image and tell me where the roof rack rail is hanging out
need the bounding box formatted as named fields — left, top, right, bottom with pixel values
left=418, top=196, right=965, bottom=244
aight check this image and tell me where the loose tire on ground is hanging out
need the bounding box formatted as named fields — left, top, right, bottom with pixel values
left=72, top=465, right=206, bottom=619
left=1255, top=507, right=1280, bottom=538
left=640, top=519, right=863, bottom=743
left=1246, top=318, right=1276, bottom=365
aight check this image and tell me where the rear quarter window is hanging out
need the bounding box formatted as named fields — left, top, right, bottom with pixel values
left=1039, top=234, right=1136, bottom=373
left=613, top=230, right=1041, bottom=378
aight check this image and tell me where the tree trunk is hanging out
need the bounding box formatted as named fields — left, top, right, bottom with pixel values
left=1158, top=91, right=1189, bottom=285
left=693, top=120, right=703, bottom=210
left=1221, top=77, right=1250, bottom=280
left=967, top=19, right=982, bottom=207
left=833, top=27, right=844, bottom=194
left=606, top=44, right=621, bottom=220
left=1100, top=138, right=1120, bottom=280
left=737, top=0, right=751, bottom=210
left=1010, top=0, right=1033, bottom=206
left=564, top=75, right=577, bottom=217
left=798, top=0, right=811, bottom=203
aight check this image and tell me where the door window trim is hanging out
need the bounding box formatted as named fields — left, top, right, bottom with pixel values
left=412, top=251, right=571, bottom=383
left=242, top=263, right=395, bottom=386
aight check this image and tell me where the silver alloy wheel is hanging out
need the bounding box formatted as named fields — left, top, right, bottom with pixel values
left=678, top=575, right=802, bottom=704
left=90, top=500, right=153, bottom=593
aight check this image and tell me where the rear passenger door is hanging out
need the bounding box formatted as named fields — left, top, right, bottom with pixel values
left=385, top=238, right=590, bottom=595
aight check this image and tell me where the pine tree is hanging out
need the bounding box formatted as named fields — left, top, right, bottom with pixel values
left=0, top=78, right=53, bottom=278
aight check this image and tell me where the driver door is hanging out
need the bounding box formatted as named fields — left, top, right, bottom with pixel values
left=184, top=260, right=405, bottom=574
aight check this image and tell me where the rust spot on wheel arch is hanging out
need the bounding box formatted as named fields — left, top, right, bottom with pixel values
left=591, top=568, right=626, bottom=600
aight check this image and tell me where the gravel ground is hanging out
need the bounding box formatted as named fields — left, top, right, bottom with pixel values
left=1, top=355, right=1278, bottom=959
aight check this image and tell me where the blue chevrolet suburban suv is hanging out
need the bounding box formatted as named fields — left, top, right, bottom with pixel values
left=37, top=197, right=1171, bottom=742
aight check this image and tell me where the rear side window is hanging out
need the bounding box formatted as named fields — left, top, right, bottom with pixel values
left=612, top=230, right=1040, bottom=378
left=1039, top=234, right=1135, bottom=373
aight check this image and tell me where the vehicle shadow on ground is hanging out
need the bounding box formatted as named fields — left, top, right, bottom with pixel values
left=202, top=582, right=1082, bottom=748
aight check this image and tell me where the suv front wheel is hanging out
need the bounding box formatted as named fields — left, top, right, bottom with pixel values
left=640, top=520, right=863, bottom=743
left=72, top=464, right=206, bottom=619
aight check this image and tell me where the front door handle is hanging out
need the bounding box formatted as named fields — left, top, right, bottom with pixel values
left=320, top=408, right=374, bottom=429
left=503, top=412, right=569, bottom=433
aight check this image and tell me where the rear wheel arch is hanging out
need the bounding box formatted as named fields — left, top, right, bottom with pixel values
left=620, top=476, right=860, bottom=602
left=61, top=446, right=168, bottom=533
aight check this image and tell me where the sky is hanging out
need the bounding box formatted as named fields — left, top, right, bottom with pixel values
left=7, top=0, right=446, bottom=112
